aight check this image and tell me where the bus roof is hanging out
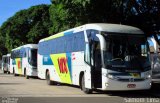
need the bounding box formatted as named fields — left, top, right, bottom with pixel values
left=85, top=23, right=144, bottom=34
left=39, top=23, right=144, bottom=42
left=7, top=53, right=11, bottom=56
left=2, top=53, right=10, bottom=57
left=11, top=44, right=38, bottom=51
left=2, top=55, right=7, bottom=57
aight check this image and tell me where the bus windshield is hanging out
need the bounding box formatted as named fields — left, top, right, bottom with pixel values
left=103, top=34, right=151, bottom=72
left=29, top=49, right=37, bottom=67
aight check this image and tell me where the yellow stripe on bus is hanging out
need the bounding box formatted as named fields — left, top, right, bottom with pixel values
left=50, top=53, right=72, bottom=84
left=15, top=58, right=22, bottom=74
left=44, top=33, right=64, bottom=41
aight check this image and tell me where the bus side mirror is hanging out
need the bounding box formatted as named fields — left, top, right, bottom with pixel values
left=28, top=57, right=31, bottom=60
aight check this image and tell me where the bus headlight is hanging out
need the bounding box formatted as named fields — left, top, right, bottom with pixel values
left=103, top=73, right=116, bottom=80
left=107, top=74, right=115, bottom=79
left=146, top=74, right=151, bottom=79
left=102, top=73, right=107, bottom=77
left=145, top=72, right=151, bottom=79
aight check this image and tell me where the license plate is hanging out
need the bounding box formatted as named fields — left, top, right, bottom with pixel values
left=127, top=84, right=136, bottom=88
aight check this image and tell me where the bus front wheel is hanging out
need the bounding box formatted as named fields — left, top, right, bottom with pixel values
left=26, top=75, right=29, bottom=79
left=13, top=68, right=15, bottom=74
left=14, top=73, right=18, bottom=76
left=46, top=71, right=54, bottom=85
left=3, top=70, right=7, bottom=74
left=13, top=68, right=17, bottom=76
left=24, top=69, right=29, bottom=79
left=8, top=71, right=10, bottom=74
left=81, top=75, right=92, bottom=94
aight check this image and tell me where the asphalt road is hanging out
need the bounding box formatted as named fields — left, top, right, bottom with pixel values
left=0, top=70, right=160, bottom=103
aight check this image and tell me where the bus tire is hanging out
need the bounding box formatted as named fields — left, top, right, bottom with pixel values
left=13, top=68, right=18, bottom=76
left=46, top=70, right=54, bottom=85
left=81, top=75, right=92, bottom=94
left=13, top=69, right=18, bottom=76
left=14, top=73, right=18, bottom=76
left=3, top=70, right=7, bottom=74
left=26, top=75, right=29, bottom=79
left=24, top=69, right=29, bottom=79
left=13, top=68, right=15, bottom=74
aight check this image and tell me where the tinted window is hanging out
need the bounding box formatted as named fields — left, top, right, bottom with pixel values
left=29, top=49, right=37, bottom=67
left=86, top=29, right=99, bottom=41
left=38, top=31, right=85, bottom=55
left=11, top=48, right=26, bottom=59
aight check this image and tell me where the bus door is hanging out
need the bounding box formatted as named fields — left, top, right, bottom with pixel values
left=84, top=43, right=92, bottom=89
left=84, top=35, right=103, bottom=89
left=84, top=40, right=102, bottom=89
left=91, top=40, right=102, bottom=88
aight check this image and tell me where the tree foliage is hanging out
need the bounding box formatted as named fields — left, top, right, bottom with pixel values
left=0, top=4, right=51, bottom=56
left=49, top=0, right=88, bottom=34
left=49, top=0, right=160, bottom=43
left=0, top=0, right=160, bottom=57
left=49, top=0, right=124, bottom=34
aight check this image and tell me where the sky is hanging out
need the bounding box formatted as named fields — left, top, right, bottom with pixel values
left=0, top=0, right=51, bottom=26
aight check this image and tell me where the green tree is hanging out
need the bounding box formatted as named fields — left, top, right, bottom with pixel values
left=0, top=4, right=51, bottom=53
left=26, top=4, right=52, bottom=43
left=49, top=0, right=124, bottom=34
left=0, top=29, right=7, bottom=58
left=49, top=0, right=160, bottom=44
left=49, top=0, right=90, bottom=34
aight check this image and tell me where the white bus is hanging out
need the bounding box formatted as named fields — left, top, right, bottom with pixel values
left=1, top=53, right=11, bottom=74
left=10, top=44, right=38, bottom=79
left=38, top=23, right=151, bottom=93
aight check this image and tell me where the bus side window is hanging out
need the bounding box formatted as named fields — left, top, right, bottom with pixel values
left=24, top=49, right=27, bottom=57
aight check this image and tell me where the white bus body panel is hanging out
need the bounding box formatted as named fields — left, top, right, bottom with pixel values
left=38, top=53, right=46, bottom=79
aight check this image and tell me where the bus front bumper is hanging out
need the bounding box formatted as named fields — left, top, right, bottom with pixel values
left=102, top=78, right=152, bottom=91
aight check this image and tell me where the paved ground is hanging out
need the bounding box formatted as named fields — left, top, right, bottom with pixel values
left=0, top=70, right=160, bottom=103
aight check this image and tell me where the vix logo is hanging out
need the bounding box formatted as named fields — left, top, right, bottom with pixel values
left=58, top=57, right=68, bottom=73
left=18, top=60, right=21, bottom=69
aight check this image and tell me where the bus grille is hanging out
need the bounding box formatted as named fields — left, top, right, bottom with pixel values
left=117, top=78, right=145, bottom=82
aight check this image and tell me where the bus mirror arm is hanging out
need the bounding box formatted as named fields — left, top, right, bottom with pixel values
left=28, top=57, right=31, bottom=62
left=96, top=34, right=106, bottom=51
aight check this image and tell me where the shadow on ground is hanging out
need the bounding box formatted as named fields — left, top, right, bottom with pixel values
left=53, top=82, right=160, bottom=98
left=0, top=83, right=23, bottom=85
